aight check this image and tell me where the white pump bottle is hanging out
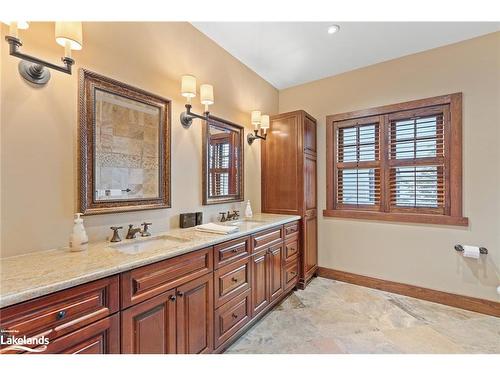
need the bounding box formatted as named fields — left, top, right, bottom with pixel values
left=69, top=213, right=89, bottom=252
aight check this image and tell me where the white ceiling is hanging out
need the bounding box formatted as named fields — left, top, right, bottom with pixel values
left=192, top=22, right=500, bottom=89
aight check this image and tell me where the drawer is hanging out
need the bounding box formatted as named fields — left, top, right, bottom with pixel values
left=38, top=314, right=119, bottom=354
left=284, top=221, right=299, bottom=238
left=284, top=258, right=299, bottom=290
left=214, top=289, right=251, bottom=349
left=284, top=238, right=299, bottom=260
left=252, top=226, right=283, bottom=251
left=121, top=247, right=213, bottom=308
left=0, top=276, right=119, bottom=349
left=214, top=236, right=250, bottom=269
left=214, top=256, right=251, bottom=307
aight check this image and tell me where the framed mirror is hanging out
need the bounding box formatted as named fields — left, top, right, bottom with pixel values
left=202, top=117, right=244, bottom=205
left=78, top=69, right=171, bottom=215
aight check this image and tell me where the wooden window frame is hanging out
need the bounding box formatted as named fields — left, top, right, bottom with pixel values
left=324, top=93, right=468, bottom=226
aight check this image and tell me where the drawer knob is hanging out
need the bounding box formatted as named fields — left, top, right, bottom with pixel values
left=231, top=277, right=238, bottom=283
left=232, top=313, right=238, bottom=319
left=169, top=295, right=176, bottom=301
left=56, top=310, right=66, bottom=320
left=176, top=291, right=184, bottom=297
left=231, top=248, right=238, bottom=253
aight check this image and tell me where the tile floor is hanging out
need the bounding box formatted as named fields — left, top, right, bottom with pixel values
left=226, top=277, right=500, bottom=354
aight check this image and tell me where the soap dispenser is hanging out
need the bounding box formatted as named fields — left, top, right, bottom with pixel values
left=244, top=200, right=253, bottom=218
left=69, top=213, right=89, bottom=252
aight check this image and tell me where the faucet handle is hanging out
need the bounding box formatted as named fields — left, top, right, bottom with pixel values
left=219, top=212, right=227, bottom=222
left=141, top=222, right=152, bottom=237
left=110, top=226, right=123, bottom=242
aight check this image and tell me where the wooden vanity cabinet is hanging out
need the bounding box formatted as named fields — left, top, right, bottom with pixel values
left=0, top=223, right=300, bottom=355
left=262, top=110, right=318, bottom=288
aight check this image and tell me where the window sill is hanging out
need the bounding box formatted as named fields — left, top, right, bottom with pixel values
left=322, top=209, right=469, bottom=226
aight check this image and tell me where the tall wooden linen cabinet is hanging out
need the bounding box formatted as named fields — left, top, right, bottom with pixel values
left=261, top=110, right=318, bottom=288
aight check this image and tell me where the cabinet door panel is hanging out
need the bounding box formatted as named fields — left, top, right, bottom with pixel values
left=262, top=115, right=300, bottom=214
left=304, top=154, right=317, bottom=210
left=121, top=289, right=177, bottom=354
left=176, top=273, right=213, bottom=354
left=269, top=244, right=284, bottom=302
left=304, top=115, right=317, bottom=153
left=304, top=212, right=318, bottom=275
left=251, top=249, right=269, bottom=316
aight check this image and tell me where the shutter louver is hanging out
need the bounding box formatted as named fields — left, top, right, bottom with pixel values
left=389, top=113, right=446, bottom=213
left=336, top=122, right=381, bottom=209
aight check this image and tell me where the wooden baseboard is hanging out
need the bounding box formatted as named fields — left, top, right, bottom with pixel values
left=317, top=267, right=500, bottom=318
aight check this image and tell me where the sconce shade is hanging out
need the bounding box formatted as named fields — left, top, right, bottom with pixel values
left=55, top=22, right=83, bottom=50
left=200, top=84, right=214, bottom=105
left=181, top=75, right=197, bottom=98
left=251, top=111, right=261, bottom=126
left=1, top=21, right=29, bottom=29
left=260, top=115, right=270, bottom=129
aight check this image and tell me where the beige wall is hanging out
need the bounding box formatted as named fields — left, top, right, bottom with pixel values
left=1, top=22, right=278, bottom=257
left=279, top=32, right=500, bottom=301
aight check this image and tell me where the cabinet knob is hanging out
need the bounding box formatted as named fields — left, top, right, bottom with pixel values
left=169, top=295, right=176, bottom=301
left=56, top=310, right=67, bottom=320
left=232, top=313, right=238, bottom=319
left=231, top=277, right=238, bottom=283
left=231, top=248, right=238, bottom=253
left=177, top=291, right=184, bottom=297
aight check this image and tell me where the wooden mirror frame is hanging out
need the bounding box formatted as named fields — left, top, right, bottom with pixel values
left=202, top=116, right=244, bottom=205
left=78, top=69, right=171, bottom=215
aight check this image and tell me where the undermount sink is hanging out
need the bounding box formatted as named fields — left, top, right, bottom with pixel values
left=111, top=235, right=190, bottom=254
left=226, top=219, right=266, bottom=226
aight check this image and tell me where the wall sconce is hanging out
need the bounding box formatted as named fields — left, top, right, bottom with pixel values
left=179, top=75, right=215, bottom=128
left=3, top=21, right=83, bottom=85
left=247, top=111, right=269, bottom=145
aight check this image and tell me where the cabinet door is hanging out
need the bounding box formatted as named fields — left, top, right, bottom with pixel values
left=262, top=114, right=300, bottom=214
left=304, top=211, right=318, bottom=276
left=176, top=273, right=213, bottom=354
left=269, top=243, right=284, bottom=302
left=304, top=115, right=317, bottom=153
left=251, top=249, right=270, bottom=316
left=121, top=289, right=177, bottom=354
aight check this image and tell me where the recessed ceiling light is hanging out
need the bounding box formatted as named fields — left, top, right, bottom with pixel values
left=327, top=25, right=340, bottom=34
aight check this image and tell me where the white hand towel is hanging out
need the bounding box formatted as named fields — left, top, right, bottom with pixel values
left=195, top=223, right=239, bottom=235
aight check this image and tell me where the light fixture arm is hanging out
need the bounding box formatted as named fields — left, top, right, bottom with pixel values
left=5, top=36, right=74, bottom=85
left=180, top=104, right=211, bottom=128
left=247, top=129, right=267, bottom=145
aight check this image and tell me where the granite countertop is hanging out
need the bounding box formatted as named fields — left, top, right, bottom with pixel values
left=0, top=213, right=300, bottom=308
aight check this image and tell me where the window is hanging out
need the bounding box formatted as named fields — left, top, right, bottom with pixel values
left=325, top=93, right=468, bottom=226
left=208, top=132, right=239, bottom=197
